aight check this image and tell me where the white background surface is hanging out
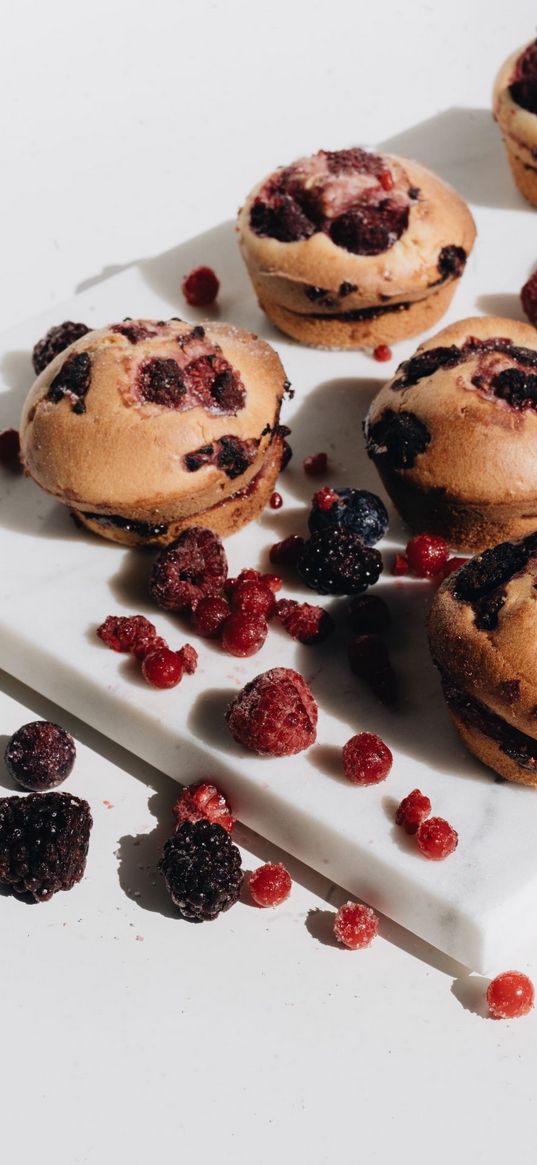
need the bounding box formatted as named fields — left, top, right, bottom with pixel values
left=2, top=1, right=537, bottom=1162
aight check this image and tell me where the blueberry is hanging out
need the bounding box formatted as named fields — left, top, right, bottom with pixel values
left=308, top=488, right=388, bottom=546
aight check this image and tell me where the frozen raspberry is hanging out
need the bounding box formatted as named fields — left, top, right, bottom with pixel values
left=32, top=321, right=90, bottom=376
left=183, top=355, right=245, bottom=415
left=221, top=613, right=268, bottom=657
left=229, top=578, right=276, bottom=620
left=160, top=819, right=243, bottom=921
left=150, top=527, right=228, bottom=612
left=486, top=971, right=535, bottom=1019
left=5, top=721, right=76, bottom=791
left=269, top=491, right=283, bottom=509
left=264, top=573, right=282, bottom=593
left=521, top=271, right=537, bottom=326
left=395, top=789, right=431, bottom=834
left=0, top=792, right=92, bottom=901
left=416, top=817, right=458, bottom=860
left=177, top=644, right=198, bottom=674
left=142, top=647, right=185, bottom=689
left=297, top=529, right=383, bottom=595
left=392, top=553, right=409, bottom=576
left=173, top=782, right=235, bottom=833
left=276, top=598, right=334, bottom=644
left=308, top=488, right=388, bottom=546
left=249, top=863, right=292, bottom=907
left=348, top=634, right=397, bottom=705
left=97, top=614, right=160, bottom=656
left=191, top=595, right=231, bottom=638
left=313, top=487, right=338, bottom=513
left=303, top=451, right=328, bottom=476
left=342, top=732, right=392, bottom=785
left=406, top=534, right=449, bottom=578
left=373, top=344, right=392, bottom=362
left=334, top=902, right=379, bottom=950
left=226, top=667, right=318, bottom=756
left=0, top=428, right=21, bottom=468
left=347, top=594, right=391, bottom=635
left=441, top=556, right=467, bottom=580
left=269, top=534, right=304, bottom=567
left=181, top=265, right=220, bottom=307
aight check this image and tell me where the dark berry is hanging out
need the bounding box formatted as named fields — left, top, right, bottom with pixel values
left=250, top=194, right=316, bottom=242
left=487, top=972, right=535, bottom=1019
left=342, top=732, right=392, bottom=785
left=347, top=594, right=391, bottom=635
left=0, top=428, right=21, bottom=468
left=348, top=634, right=397, bottom=704
left=395, top=789, right=431, bottom=834
left=5, top=721, right=76, bottom=791
left=391, top=346, right=462, bottom=390
left=0, top=792, right=92, bottom=900
left=437, top=246, right=467, bottom=279
left=510, top=40, right=537, bottom=115
left=406, top=534, right=449, bottom=578
left=137, top=357, right=185, bottom=407
left=269, top=535, right=304, bottom=567
left=491, top=367, right=537, bottom=410
left=521, top=271, right=537, bottom=327
left=32, top=321, right=90, bottom=376
left=160, top=819, right=243, bottom=921
left=173, top=782, right=235, bottom=833
left=303, top=451, right=328, bottom=476
left=150, top=527, right=228, bottom=612
left=297, top=529, right=383, bottom=595
left=330, top=202, right=409, bottom=255
left=373, top=344, right=392, bottom=362
left=281, top=439, right=293, bottom=470
left=191, top=595, right=231, bottom=638
left=142, top=647, right=184, bottom=688
left=269, top=491, right=283, bottom=509
left=249, top=863, right=292, bottom=907
left=276, top=598, right=334, bottom=644
left=453, top=539, right=534, bottom=604
left=365, top=409, right=431, bottom=469
left=308, top=487, right=388, bottom=546
left=226, top=667, right=318, bottom=756
left=110, top=321, right=157, bottom=344
left=334, top=902, right=379, bottom=949
left=97, top=614, right=159, bottom=655
left=416, top=817, right=458, bottom=860
left=181, top=266, right=220, bottom=307
left=47, top=351, right=92, bottom=411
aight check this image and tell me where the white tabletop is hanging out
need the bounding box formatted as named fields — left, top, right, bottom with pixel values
left=2, top=2, right=537, bottom=1162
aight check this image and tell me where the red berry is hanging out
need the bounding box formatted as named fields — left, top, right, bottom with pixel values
left=142, top=647, right=184, bottom=689
left=486, top=971, right=535, bottom=1019
left=249, top=862, right=292, bottom=907
left=191, top=595, right=231, bottom=638
left=521, top=271, right=537, bottom=327
left=221, top=612, right=268, bottom=657
left=150, top=527, right=228, bottom=613
left=173, top=781, right=235, bottom=833
left=181, top=265, right=220, bottom=307
left=269, top=534, right=304, bottom=566
left=416, top=816, right=458, bottom=860
left=395, top=788, right=431, bottom=834
left=392, top=553, right=409, bottom=576
left=406, top=534, right=449, bottom=578
left=226, top=667, right=318, bottom=756
left=264, top=573, right=282, bottom=593
left=379, top=169, right=394, bottom=192
left=0, top=428, right=21, bottom=468
left=348, top=634, right=397, bottom=705
left=269, top=491, right=283, bottom=509
left=342, top=732, right=392, bottom=785
left=177, top=643, right=198, bottom=674
left=441, top=556, right=467, bottom=579
left=230, top=579, right=276, bottom=619
left=276, top=598, right=334, bottom=645
left=334, top=902, right=379, bottom=950
left=97, top=614, right=159, bottom=655
left=303, top=451, right=328, bottom=477
left=373, top=344, right=392, bottom=362
left=347, top=594, right=391, bottom=635
left=313, top=486, right=339, bottom=512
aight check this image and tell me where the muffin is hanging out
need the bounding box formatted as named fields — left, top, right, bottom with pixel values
left=428, top=535, right=537, bottom=786
left=365, top=316, right=537, bottom=553
left=493, top=39, right=537, bottom=207
left=237, top=147, right=476, bottom=349
left=20, top=318, right=289, bottom=546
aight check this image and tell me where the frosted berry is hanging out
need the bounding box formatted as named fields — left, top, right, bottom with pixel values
left=416, top=816, right=458, bottom=860
left=348, top=634, right=397, bottom=704
left=264, top=573, right=282, bottom=593
left=486, top=971, right=535, bottom=1019
left=181, top=265, right=220, bottom=307
left=150, top=527, right=228, bottom=612
left=160, top=819, right=242, bottom=921
left=406, top=534, right=449, bottom=578
left=313, top=487, right=339, bottom=512
left=221, top=613, right=268, bottom=657
left=392, top=553, right=409, bottom=576
left=173, top=782, right=235, bottom=833
left=270, top=534, right=304, bottom=566
left=229, top=578, right=276, bottom=619
left=32, top=321, right=90, bottom=376
left=226, top=667, right=318, bottom=756
left=5, top=721, right=76, bottom=791
left=249, top=863, right=292, bottom=907
left=269, top=491, right=283, bottom=509
left=334, top=902, right=379, bottom=950
left=303, top=452, right=328, bottom=476
left=395, top=788, right=431, bottom=834
left=298, top=529, right=383, bottom=595
left=191, top=595, right=231, bottom=638
left=97, top=614, right=159, bottom=656
left=521, top=271, right=537, bottom=326
left=0, top=428, right=21, bottom=468
left=347, top=594, right=390, bottom=635
left=342, top=732, right=392, bottom=785
left=142, top=647, right=184, bottom=688
left=0, top=792, right=92, bottom=901
left=308, top=488, right=388, bottom=546
left=276, top=598, right=334, bottom=645
left=373, top=344, right=392, bottom=362
left=177, top=644, right=198, bottom=674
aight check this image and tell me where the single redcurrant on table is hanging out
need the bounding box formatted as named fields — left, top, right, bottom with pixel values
left=221, top=612, right=268, bottom=657
left=373, top=344, right=392, bottom=362
left=142, top=647, right=184, bottom=689
left=191, top=595, right=231, bottom=638
left=416, top=816, right=458, bottom=860
left=486, top=971, right=535, bottom=1019
left=342, top=732, right=393, bottom=785
left=406, top=534, right=449, bottom=578
left=181, top=265, right=220, bottom=307
left=334, top=902, right=379, bottom=950
left=249, top=863, right=292, bottom=907
left=396, top=789, right=431, bottom=834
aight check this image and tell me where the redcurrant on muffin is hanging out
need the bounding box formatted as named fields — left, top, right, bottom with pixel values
left=428, top=533, right=537, bottom=786
left=365, top=316, right=537, bottom=553
left=237, top=147, right=475, bottom=349
left=20, top=319, right=289, bottom=546
left=493, top=39, right=537, bottom=207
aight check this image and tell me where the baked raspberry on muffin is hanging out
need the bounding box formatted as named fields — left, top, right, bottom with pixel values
left=20, top=319, right=289, bottom=546
left=365, top=316, right=537, bottom=553
left=428, top=534, right=537, bottom=786
left=237, top=147, right=476, bottom=349
left=493, top=39, right=537, bottom=207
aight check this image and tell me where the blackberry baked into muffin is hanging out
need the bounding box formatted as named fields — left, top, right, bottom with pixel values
left=237, top=147, right=476, bottom=349
left=429, top=535, right=537, bottom=786
left=365, top=316, right=537, bottom=553
left=493, top=39, right=537, bottom=207
left=20, top=319, right=288, bottom=546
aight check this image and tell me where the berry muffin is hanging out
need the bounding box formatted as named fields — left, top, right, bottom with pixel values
left=428, top=535, right=537, bottom=786
left=237, top=147, right=476, bottom=349
left=20, top=319, right=289, bottom=546
left=365, top=316, right=537, bottom=553
left=493, top=39, right=537, bottom=207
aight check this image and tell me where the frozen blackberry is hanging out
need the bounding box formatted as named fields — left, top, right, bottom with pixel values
left=4, top=720, right=76, bottom=790
left=297, top=529, right=383, bottom=595
left=308, top=488, right=388, bottom=545
left=0, top=792, right=92, bottom=901
left=32, top=321, right=91, bottom=376
left=160, top=819, right=243, bottom=921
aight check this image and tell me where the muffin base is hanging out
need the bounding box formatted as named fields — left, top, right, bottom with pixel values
left=505, top=143, right=537, bottom=208
left=448, top=708, right=537, bottom=788
left=255, top=281, right=458, bottom=350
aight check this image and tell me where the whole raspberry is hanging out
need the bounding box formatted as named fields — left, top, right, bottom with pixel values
left=308, top=487, right=388, bottom=546
left=0, top=428, right=21, bottom=468
left=521, top=271, right=537, bottom=326
left=416, top=817, right=458, bottom=860
left=97, top=614, right=159, bottom=656
left=297, top=529, right=383, bottom=595
left=226, top=667, right=318, bottom=756
left=5, top=721, right=76, bottom=791
left=342, top=732, right=392, bottom=785
left=181, top=266, right=220, bottom=307
left=269, top=535, right=304, bottom=567
left=276, top=598, right=334, bottom=644
left=221, top=613, right=268, bottom=657
left=149, top=527, right=228, bottom=612
left=32, top=321, right=90, bottom=375
left=0, top=792, right=92, bottom=900
left=348, top=634, right=397, bottom=705
left=395, top=789, right=431, bottom=834
left=347, top=594, right=391, bottom=635
left=406, top=534, right=449, bottom=578
left=160, top=819, right=243, bottom=921
left=487, top=971, right=535, bottom=1019
left=334, top=902, right=379, bottom=949
left=249, top=863, right=292, bottom=907
left=173, top=782, right=235, bottom=833
left=191, top=595, right=231, bottom=638
left=142, top=647, right=185, bottom=689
